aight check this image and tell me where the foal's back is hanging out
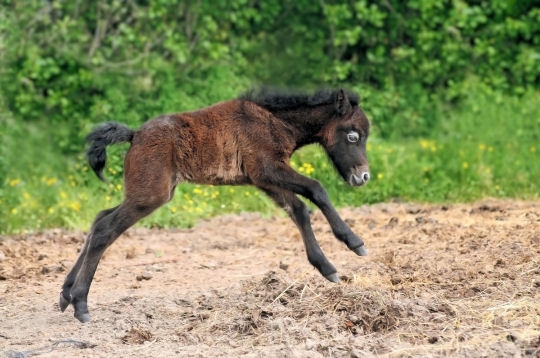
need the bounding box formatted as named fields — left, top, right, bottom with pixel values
left=126, top=99, right=296, bottom=187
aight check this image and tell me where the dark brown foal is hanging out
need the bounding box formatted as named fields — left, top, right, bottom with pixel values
left=60, top=88, right=371, bottom=322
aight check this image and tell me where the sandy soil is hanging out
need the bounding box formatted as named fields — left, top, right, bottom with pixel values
left=0, top=199, right=538, bottom=357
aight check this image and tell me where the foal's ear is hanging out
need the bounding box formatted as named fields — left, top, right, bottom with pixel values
left=335, top=89, right=351, bottom=116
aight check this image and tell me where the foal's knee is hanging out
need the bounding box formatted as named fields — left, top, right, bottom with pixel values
left=309, top=182, right=330, bottom=205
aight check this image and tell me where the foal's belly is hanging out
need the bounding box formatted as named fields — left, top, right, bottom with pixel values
left=192, top=166, right=251, bottom=185
left=177, top=152, right=251, bottom=186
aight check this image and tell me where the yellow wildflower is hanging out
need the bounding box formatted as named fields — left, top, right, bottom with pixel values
left=299, top=163, right=315, bottom=175
left=420, top=139, right=437, bottom=152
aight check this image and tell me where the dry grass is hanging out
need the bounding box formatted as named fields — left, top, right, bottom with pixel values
left=169, top=265, right=538, bottom=357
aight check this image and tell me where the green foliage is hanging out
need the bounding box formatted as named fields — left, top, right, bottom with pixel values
left=316, top=0, right=540, bottom=138
left=0, top=1, right=539, bottom=233
left=2, top=1, right=538, bottom=141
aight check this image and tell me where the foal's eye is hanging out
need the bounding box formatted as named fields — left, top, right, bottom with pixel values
left=347, top=131, right=360, bottom=143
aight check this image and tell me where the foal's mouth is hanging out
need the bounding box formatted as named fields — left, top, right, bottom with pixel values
left=348, top=168, right=370, bottom=186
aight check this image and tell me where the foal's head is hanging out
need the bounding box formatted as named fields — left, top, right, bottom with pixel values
left=319, top=89, right=370, bottom=186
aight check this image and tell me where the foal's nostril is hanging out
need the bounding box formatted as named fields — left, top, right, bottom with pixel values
left=350, top=171, right=370, bottom=186
left=362, top=172, right=370, bottom=183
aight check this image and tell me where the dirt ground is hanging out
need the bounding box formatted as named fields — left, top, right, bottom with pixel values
left=0, top=199, right=538, bottom=357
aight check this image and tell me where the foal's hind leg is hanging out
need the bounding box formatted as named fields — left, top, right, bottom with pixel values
left=261, top=187, right=339, bottom=282
left=59, top=206, right=119, bottom=312
left=60, top=151, right=176, bottom=322
left=61, top=199, right=166, bottom=322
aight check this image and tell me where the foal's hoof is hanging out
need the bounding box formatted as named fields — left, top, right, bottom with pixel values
left=353, top=245, right=368, bottom=256
left=60, top=293, right=91, bottom=323
left=75, top=312, right=91, bottom=323
left=59, top=293, right=70, bottom=312
left=324, top=273, right=340, bottom=283
left=74, top=302, right=91, bottom=323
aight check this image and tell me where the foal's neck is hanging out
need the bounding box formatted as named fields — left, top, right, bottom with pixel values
left=275, top=105, right=334, bottom=148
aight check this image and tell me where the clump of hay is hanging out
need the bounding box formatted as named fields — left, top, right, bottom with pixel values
left=172, top=268, right=539, bottom=356
left=121, top=326, right=154, bottom=344
left=175, top=270, right=407, bottom=353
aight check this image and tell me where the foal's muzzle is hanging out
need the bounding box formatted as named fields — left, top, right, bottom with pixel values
left=349, top=168, right=370, bottom=186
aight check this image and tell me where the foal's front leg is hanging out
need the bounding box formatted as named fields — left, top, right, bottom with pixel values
left=261, top=187, right=339, bottom=282
left=258, top=164, right=368, bottom=256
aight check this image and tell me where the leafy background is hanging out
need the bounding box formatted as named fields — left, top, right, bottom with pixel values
left=1, top=0, right=538, bottom=233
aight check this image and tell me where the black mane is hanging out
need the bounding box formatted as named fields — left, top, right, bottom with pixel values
left=240, top=87, right=360, bottom=112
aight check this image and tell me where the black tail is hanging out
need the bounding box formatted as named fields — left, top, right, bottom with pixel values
left=86, top=122, right=135, bottom=181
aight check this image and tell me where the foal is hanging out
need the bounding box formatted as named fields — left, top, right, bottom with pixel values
left=60, top=88, right=371, bottom=322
